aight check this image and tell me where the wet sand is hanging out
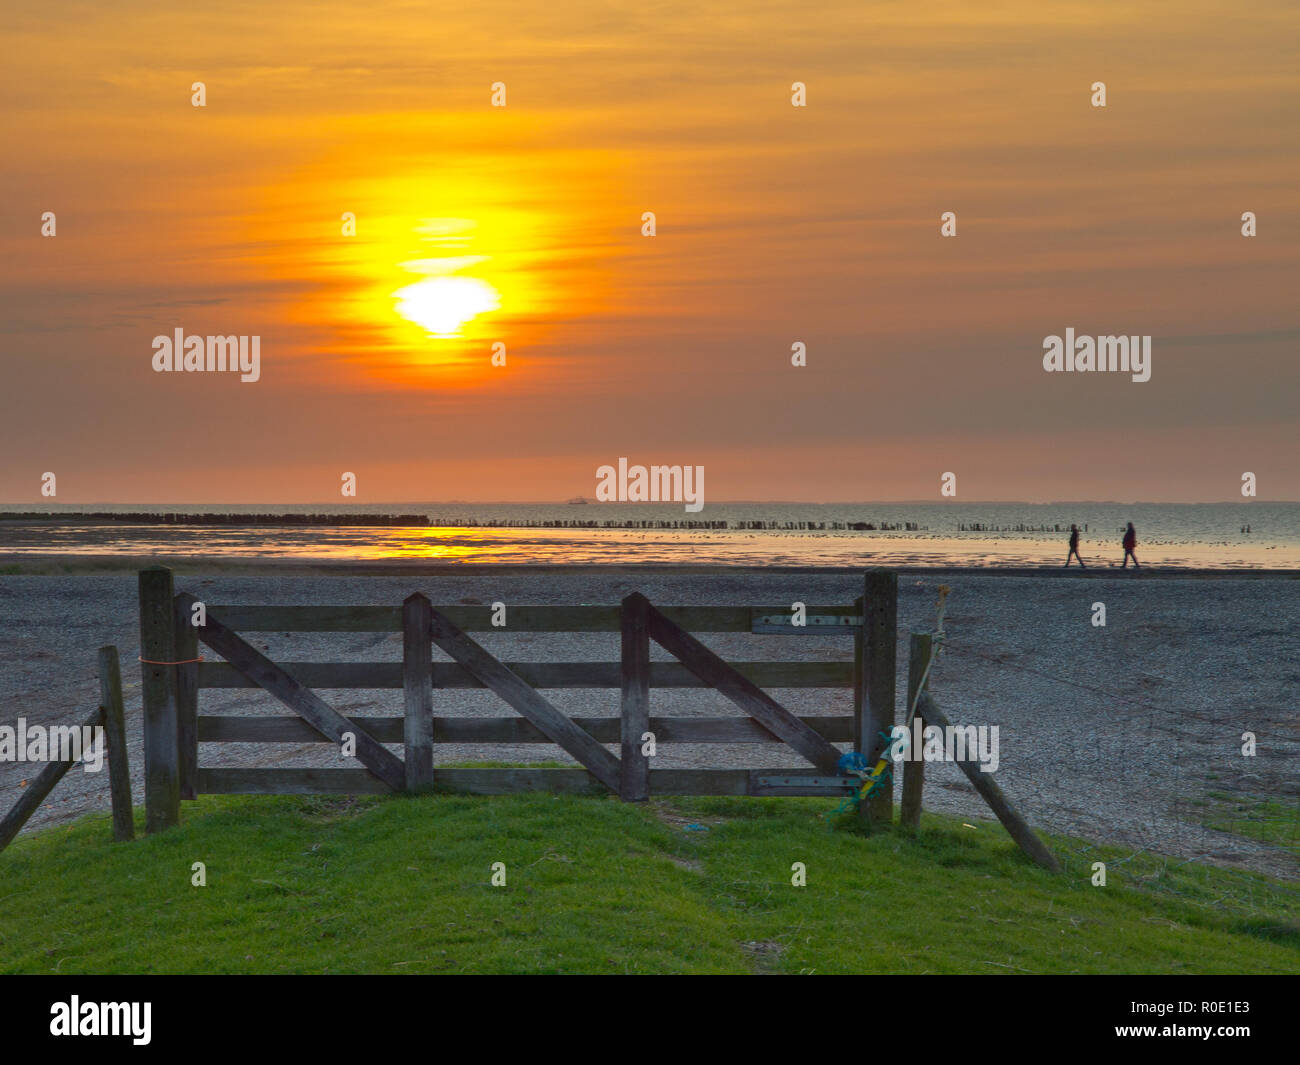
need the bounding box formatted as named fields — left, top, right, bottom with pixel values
left=0, top=517, right=1297, bottom=570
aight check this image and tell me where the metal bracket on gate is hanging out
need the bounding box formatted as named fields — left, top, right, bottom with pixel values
left=753, top=775, right=859, bottom=794
left=751, top=613, right=863, bottom=634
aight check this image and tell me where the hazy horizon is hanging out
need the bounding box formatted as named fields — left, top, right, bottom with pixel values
left=4, top=497, right=1298, bottom=507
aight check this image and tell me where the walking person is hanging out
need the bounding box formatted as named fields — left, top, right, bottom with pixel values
left=1121, top=521, right=1140, bottom=569
left=1065, top=524, right=1085, bottom=568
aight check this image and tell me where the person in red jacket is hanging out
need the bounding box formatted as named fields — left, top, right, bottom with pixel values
left=1122, top=522, right=1139, bottom=568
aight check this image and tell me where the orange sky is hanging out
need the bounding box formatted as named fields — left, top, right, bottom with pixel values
left=2, top=0, right=1297, bottom=503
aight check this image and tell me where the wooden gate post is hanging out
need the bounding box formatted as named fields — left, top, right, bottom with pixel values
left=900, top=631, right=931, bottom=832
left=139, top=567, right=180, bottom=833
left=403, top=593, right=434, bottom=792
left=98, top=645, right=135, bottom=842
left=173, top=595, right=199, bottom=800
left=620, top=593, right=651, bottom=801
left=858, top=569, right=897, bottom=827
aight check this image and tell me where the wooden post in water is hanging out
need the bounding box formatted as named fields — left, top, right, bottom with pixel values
left=620, top=593, right=650, bottom=801
left=98, top=645, right=134, bottom=842
left=900, top=631, right=931, bottom=832
left=859, top=570, right=897, bottom=827
left=139, top=566, right=180, bottom=832
left=403, top=593, right=434, bottom=792
left=173, top=595, right=199, bottom=800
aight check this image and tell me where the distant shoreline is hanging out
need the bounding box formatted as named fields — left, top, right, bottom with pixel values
left=3, top=499, right=1297, bottom=506
left=1, top=556, right=1296, bottom=578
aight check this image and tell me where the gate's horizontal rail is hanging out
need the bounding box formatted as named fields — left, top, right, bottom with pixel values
left=205, top=604, right=859, bottom=633
left=196, top=660, right=853, bottom=689
left=195, top=766, right=860, bottom=797
left=197, top=713, right=855, bottom=744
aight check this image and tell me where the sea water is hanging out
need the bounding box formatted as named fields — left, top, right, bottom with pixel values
left=0, top=502, right=1294, bottom=568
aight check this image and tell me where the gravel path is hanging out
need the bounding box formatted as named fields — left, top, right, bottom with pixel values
left=2, top=572, right=1296, bottom=879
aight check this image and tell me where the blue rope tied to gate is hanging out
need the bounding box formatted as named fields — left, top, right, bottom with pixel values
left=823, top=733, right=895, bottom=819
left=825, top=589, right=950, bottom=824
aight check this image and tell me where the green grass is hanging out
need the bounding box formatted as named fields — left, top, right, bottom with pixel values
left=1, top=794, right=1296, bottom=974
left=1197, top=792, right=1300, bottom=859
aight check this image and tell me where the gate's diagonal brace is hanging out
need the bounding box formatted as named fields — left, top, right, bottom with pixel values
left=179, top=593, right=406, bottom=792
left=916, top=692, right=1061, bottom=873
left=636, top=594, right=843, bottom=774
left=0, top=706, right=104, bottom=853
left=428, top=608, right=623, bottom=794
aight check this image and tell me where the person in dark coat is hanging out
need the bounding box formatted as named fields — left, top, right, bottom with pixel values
left=1065, top=524, right=1085, bottom=568
left=1122, top=522, right=1139, bottom=568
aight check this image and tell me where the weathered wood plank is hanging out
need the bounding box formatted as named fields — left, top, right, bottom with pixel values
left=750, top=610, right=862, bottom=634
left=179, top=592, right=405, bottom=792
left=197, top=767, right=392, bottom=795
left=197, top=714, right=857, bottom=744
left=654, top=769, right=752, bottom=795
left=199, top=662, right=402, bottom=688
left=195, top=766, right=855, bottom=797
left=917, top=692, right=1061, bottom=873
left=199, top=715, right=407, bottom=743
left=750, top=773, right=860, bottom=796
left=853, top=593, right=866, bottom=753
left=900, top=631, right=931, bottom=832
left=427, top=608, right=623, bottom=793
left=97, top=646, right=134, bottom=842
left=403, top=594, right=434, bottom=792
left=436, top=767, right=844, bottom=797
left=862, top=569, right=898, bottom=826
left=620, top=594, right=651, bottom=801
left=640, top=595, right=843, bottom=773
left=197, top=659, right=854, bottom=690
left=0, top=707, right=103, bottom=852
left=438, top=768, right=607, bottom=796
left=205, top=604, right=857, bottom=633
left=206, top=605, right=401, bottom=632
left=173, top=594, right=199, bottom=800
left=139, top=567, right=180, bottom=833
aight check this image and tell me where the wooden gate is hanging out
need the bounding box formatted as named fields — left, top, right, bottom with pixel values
left=137, top=567, right=900, bottom=830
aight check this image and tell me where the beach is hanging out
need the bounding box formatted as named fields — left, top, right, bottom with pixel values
left=2, top=568, right=1295, bottom=880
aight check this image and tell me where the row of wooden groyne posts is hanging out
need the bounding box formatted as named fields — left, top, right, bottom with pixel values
left=1, top=512, right=925, bottom=531
left=957, top=523, right=1089, bottom=532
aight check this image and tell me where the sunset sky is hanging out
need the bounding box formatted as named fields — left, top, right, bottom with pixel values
left=2, top=0, right=1297, bottom=504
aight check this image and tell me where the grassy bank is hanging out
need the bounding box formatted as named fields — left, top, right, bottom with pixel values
left=1, top=794, right=1296, bottom=974
left=1196, top=793, right=1300, bottom=859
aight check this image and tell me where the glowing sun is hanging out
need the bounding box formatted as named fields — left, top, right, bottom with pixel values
left=394, top=275, right=501, bottom=337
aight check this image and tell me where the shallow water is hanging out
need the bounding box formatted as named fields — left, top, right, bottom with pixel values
left=1, top=502, right=1295, bottom=568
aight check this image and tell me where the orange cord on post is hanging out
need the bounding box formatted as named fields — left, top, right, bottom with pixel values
left=138, top=656, right=205, bottom=665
